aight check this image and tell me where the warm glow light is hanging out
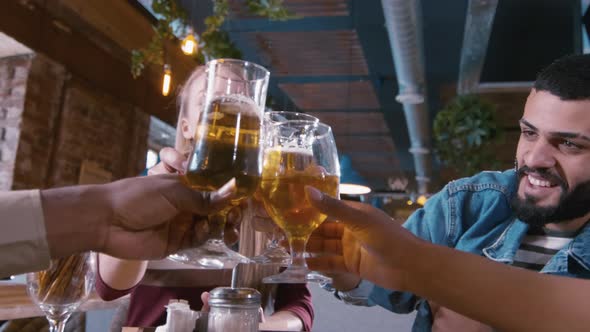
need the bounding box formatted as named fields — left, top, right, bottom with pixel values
left=181, top=32, right=197, bottom=55
left=340, top=183, right=371, bottom=195
left=406, top=200, right=414, bottom=206
left=416, top=195, right=428, bottom=206
left=162, top=64, right=172, bottom=96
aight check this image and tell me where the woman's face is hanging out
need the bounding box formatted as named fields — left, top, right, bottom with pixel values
left=181, top=72, right=207, bottom=140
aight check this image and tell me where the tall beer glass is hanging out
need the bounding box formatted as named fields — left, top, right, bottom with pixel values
left=260, top=121, right=340, bottom=283
left=169, top=59, right=269, bottom=269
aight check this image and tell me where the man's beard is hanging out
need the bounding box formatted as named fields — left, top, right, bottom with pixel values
left=511, top=165, right=590, bottom=227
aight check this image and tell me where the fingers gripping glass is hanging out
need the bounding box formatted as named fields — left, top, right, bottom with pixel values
left=169, top=59, right=270, bottom=269
left=259, top=121, right=340, bottom=283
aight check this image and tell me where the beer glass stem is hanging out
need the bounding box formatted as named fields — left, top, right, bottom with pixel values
left=208, top=212, right=226, bottom=241
left=288, top=237, right=308, bottom=269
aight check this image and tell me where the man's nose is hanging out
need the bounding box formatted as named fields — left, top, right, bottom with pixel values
left=523, top=141, right=556, bottom=169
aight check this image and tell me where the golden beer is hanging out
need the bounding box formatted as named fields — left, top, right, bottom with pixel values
left=260, top=148, right=339, bottom=239
left=185, top=94, right=262, bottom=203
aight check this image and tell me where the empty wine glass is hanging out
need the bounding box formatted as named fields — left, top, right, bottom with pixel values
left=26, top=252, right=95, bottom=332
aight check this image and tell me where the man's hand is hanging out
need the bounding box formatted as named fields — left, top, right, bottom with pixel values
left=305, top=187, right=425, bottom=292
left=148, top=147, right=243, bottom=246
left=99, top=174, right=236, bottom=259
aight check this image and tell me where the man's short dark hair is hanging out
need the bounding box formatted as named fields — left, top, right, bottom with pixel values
left=534, top=54, right=590, bottom=100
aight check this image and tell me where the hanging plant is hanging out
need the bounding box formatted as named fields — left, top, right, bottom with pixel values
left=131, top=0, right=186, bottom=78
left=433, top=94, right=503, bottom=177
left=245, top=0, right=297, bottom=20
left=131, top=0, right=297, bottom=78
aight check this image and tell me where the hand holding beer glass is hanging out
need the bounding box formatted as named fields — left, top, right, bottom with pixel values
left=169, top=59, right=269, bottom=269
left=259, top=120, right=340, bottom=283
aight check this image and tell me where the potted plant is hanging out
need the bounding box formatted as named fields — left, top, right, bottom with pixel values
left=433, top=94, right=502, bottom=177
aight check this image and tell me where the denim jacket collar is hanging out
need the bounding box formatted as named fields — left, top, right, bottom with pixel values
left=566, top=221, right=590, bottom=272
left=483, top=218, right=590, bottom=274
left=482, top=218, right=528, bottom=263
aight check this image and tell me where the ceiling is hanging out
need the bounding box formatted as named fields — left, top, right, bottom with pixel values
left=179, top=0, right=582, bottom=191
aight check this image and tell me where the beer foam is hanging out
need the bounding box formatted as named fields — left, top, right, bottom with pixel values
left=211, top=94, right=262, bottom=119
left=265, top=146, right=313, bottom=156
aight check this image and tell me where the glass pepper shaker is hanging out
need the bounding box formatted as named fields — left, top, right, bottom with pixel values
left=207, top=287, right=261, bottom=332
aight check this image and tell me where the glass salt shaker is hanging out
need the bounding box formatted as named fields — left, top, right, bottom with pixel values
left=207, top=287, right=261, bottom=332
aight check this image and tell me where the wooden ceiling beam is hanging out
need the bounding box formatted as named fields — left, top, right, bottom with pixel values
left=0, top=0, right=197, bottom=125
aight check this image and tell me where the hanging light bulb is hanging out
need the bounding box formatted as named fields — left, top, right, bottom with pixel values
left=162, top=64, right=172, bottom=96
left=416, top=195, right=428, bottom=206
left=181, top=27, right=197, bottom=55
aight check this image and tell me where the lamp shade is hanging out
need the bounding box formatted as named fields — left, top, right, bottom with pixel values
left=339, top=154, right=371, bottom=195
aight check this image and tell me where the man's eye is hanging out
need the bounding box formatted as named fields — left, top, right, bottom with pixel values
left=562, top=140, right=581, bottom=150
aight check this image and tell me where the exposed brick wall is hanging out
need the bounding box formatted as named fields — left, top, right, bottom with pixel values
left=3, top=53, right=149, bottom=190
left=0, top=54, right=33, bottom=190
left=46, top=78, right=149, bottom=187
left=12, top=54, right=66, bottom=190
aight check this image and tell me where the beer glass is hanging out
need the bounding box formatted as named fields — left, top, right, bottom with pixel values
left=169, top=59, right=269, bottom=269
left=259, top=121, right=340, bottom=283
left=26, top=252, right=95, bottom=332
left=250, top=111, right=319, bottom=265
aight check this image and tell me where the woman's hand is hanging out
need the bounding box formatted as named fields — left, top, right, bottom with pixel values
left=148, top=147, right=187, bottom=176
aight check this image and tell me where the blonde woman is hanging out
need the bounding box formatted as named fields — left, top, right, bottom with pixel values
left=96, top=67, right=313, bottom=331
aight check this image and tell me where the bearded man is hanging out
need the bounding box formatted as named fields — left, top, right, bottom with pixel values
left=322, top=54, right=590, bottom=332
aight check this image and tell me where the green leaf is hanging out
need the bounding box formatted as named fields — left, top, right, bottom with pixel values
left=131, top=0, right=297, bottom=78
left=433, top=94, right=503, bottom=177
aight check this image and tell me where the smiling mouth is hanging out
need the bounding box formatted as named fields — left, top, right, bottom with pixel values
left=526, top=174, right=557, bottom=188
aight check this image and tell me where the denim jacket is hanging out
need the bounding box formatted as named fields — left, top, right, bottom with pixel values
left=368, top=170, right=590, bottom=332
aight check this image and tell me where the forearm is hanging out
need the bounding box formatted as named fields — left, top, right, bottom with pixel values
left=329, top=272, right=361, bottom=291
left=40, top=184, right=110, bottom=259
left=260, top=311, right=304, bottom=331
left=407, top=242, right=589, bottom=331
left=98, top=254, right=147, bottom=290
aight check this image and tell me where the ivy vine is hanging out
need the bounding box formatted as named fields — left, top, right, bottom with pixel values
left=131, top=0, right=296, bottom=78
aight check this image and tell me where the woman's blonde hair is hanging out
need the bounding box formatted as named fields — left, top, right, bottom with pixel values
left=175, top=66, right=206, bottom=155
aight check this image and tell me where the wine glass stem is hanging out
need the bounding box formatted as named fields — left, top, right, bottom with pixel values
left=48, top=318, right=67, bottom=332
left=288, top=237, right=308, bottom=268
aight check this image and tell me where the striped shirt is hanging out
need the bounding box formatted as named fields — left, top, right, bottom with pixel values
left=512, top=227, right=577, bottom=271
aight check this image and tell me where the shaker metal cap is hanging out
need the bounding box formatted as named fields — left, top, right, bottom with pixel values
left=208, top=287, right=261, bottom=306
